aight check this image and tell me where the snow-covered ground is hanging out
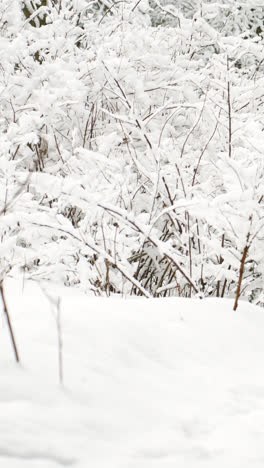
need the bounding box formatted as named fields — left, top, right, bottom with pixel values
left=1, top=280, right=264, bottom=468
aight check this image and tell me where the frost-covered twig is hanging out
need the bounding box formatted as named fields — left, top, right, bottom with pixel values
left=99, top=204, right=199, bottom=294
left=151, top=0, right=181, bottom=27
left=227, top=56, right=232, bottom=159
left=0, top=174, right=30, bottom=216
left=32, top=222, right=151, bottom=298
left=180, top=91, right=208, bottom=159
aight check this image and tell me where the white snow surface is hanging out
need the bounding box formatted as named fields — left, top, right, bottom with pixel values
left=1, top=280, right=264, bottom=468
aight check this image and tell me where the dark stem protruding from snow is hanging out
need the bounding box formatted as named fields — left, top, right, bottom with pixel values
left=0, top=282, right=20, bottom=362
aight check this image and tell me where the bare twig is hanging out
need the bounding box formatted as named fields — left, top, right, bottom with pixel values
left=98, top=1, right=123, bottom=25
left=192, top=111, right=220, bottom=186
left=180, top=90, right=207, bottom=159
left=227, top=56, right=232, bottom=158
left=233, top=216, right=253, bottom=311
left=0, top=281, right=20, bottom=363
left=0, top=174, right=30, bottom=216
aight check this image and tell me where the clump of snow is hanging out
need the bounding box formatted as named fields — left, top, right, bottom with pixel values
left=1, top=279, right=264, bottom=467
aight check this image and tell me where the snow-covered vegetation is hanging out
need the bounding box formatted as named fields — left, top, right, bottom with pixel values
left=1, top=1, right=264, bottom=306
left=2, top=4, right=264, bottom=464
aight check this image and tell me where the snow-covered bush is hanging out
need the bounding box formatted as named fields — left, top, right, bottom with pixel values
left=0, top=0, right=264, bottom=304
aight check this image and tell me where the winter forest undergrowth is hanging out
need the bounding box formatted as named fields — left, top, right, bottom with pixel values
left=1, top=0, right=264, bottom=307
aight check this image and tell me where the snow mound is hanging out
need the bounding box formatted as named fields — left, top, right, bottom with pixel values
left=1, top=280, right=264, bottom=467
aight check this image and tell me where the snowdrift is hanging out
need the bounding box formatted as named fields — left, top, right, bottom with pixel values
left=1, top=280, right=264, bottom=468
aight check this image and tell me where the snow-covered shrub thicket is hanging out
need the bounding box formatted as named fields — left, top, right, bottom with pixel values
left=0, top=0, right=264, bottom=304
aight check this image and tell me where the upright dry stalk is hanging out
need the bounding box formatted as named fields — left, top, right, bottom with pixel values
left=233, top=217, right=252, bottom=311
left=216, top=234, right=225, bottom=297
left=221, top=265, right=231, bottom=298
left=233, top=245, right=249, bottom=311
left=227, top=56, right=232, bottom=158
left=0, top=281, right=20, bottom=362
left=186, top=211, right=193, bottom=297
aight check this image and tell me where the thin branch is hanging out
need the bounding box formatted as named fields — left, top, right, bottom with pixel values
left=32, top=222, right=151, bottom=298
left=0, top=174, right=31, bottom=216
left=192, top=111, right=220, bottom=186
left=180, top=90, right=208, bottom=159
left=233, top=216, right=253, bottom=311
left=98, top=1, right=123, bottom=25
left=227, top=56, right=232, bottom=158
left=99, top=204, right=199, bottom=293
left=0, top=282, right=20, bottom=363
